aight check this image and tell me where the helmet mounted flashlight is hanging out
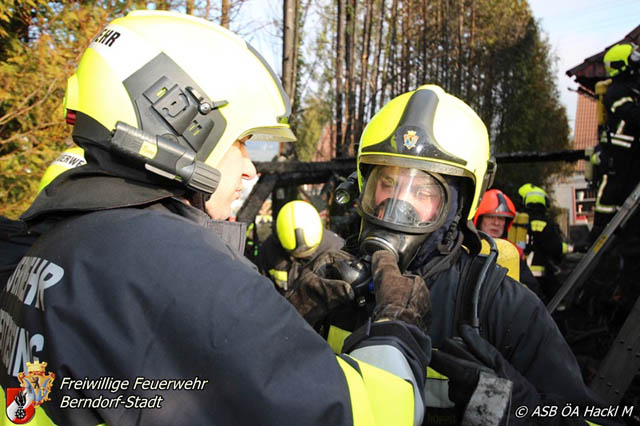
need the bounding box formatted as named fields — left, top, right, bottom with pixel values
left=110, top=121, right=221, bottom=194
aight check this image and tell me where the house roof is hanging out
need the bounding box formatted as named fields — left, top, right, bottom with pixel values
left=566, top=25, right=640, bottom=92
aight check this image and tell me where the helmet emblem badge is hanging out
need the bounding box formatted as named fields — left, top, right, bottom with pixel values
left=403, top=130, right=419, bottom=149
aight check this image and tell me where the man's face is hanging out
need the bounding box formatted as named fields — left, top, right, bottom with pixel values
left=479, top=214, right=506, bottom=238
left=373, top=166, right=444, bottom=223
left=205, top=137, right=256, bottom=220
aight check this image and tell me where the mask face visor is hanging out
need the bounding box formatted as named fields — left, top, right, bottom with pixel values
left=360, top=165, right=448, bottom=233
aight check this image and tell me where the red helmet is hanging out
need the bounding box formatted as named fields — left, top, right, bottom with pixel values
left=473, top=189, right=517, bottom=234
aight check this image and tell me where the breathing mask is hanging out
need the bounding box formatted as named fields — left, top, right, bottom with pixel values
left=358, top=165, right=450, bottom=271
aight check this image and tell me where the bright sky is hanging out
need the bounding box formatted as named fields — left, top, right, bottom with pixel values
left=528, top=0, right=640, bottom=134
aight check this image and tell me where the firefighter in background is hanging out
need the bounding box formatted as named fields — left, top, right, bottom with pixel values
left=473, top=188, right=542, bottom=297
left=518, top=183, right=572, bottom=300
left=285, top=85, right=614, bottom=425
left=590, top=43, right=640, bottom=241
left=257, top=200, right=344, bottom=292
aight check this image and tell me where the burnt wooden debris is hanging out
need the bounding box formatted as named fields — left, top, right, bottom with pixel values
left=236, top=150, right=587, bottom=224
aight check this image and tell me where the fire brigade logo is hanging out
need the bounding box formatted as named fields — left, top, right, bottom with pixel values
left=6, top=361, right=55, bottom=424
left=403, top=130, right=419, bottom=149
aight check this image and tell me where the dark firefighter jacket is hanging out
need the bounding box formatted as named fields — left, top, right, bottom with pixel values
left=257, top=229, right=344, bottom=291
left=525, top=206, right=568, bottom=280
left=326, top=249, right=618, bottom=426
left=0, top=148, right=429, bottom=425
left=603, top=74, right=640, bottom=144
left=597, top=74, right=640, bottom=211
left=0, top=217, right=38, bottom=286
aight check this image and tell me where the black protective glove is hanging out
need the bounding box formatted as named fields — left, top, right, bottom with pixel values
left=371, top=250, right=431, bottom=332
left=431, top=324, right=540, bottom=423
left=284, top=250, right=355, bottom=326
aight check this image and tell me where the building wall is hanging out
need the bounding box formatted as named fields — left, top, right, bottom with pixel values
left=549, top=88, right=598, bottom=234
left=572, top=92, right=599, bottom=171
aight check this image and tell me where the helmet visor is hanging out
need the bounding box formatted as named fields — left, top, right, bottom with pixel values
left=360, top=166, right=447, bottom=232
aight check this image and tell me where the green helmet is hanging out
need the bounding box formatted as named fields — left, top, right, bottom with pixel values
left=603, top=43, right=640, bottom=77
left=37, top=147, right=86, bottom=193
left=64, top=10, right=295, bottom=190
left=518, top=183, right=548, bottom=207
left=276, top=201, right=324, bottom=258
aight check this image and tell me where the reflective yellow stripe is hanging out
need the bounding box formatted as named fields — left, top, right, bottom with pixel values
left=337, top=355, right=414, bottom=426
left=427, top=366, right=447, bottom=380
left=358, top=359, right=414, bottom=425
left=562, top=242, right=569, bottom=254
left=327, top=325, right=352, bottom=354
left=595, top=175, right=618, bottom=213
left=337, top=357, right=376, bottom=425
left=610, top=139, right=633, bottom=149
left=1, top=386, right=57, bottom=426
left=611, top=96, right=633, bottom=113
left=530, top=265, right=545, bottom=277
left=586, top=421, right=601, bottom=426
left=268, top=269, right=288, bottom=290
left=530, top=220, right=547, bottom=232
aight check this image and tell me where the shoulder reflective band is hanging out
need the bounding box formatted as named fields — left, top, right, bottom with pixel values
left=530, top=220, right=547, bottom=232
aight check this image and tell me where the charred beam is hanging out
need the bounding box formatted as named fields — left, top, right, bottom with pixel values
left=236, top=174, right=277, bottom=224
left=238, top=150, right=589, bottom=223
left=494, top=149, right=587, bottom=164
left=251, top=150, right=588, bottom=176
left=253, top=159, right=356, bottom=174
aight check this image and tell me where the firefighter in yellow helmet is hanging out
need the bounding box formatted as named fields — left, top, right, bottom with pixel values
left=589, top=43, right=640, bottom=243
left=286, top=85, right=615, bottom=425
left=518, top=183, right=571, bottom=300
left=1, top=11, right=431, bottom=425
left=257, top=200, right=344, bottom=293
